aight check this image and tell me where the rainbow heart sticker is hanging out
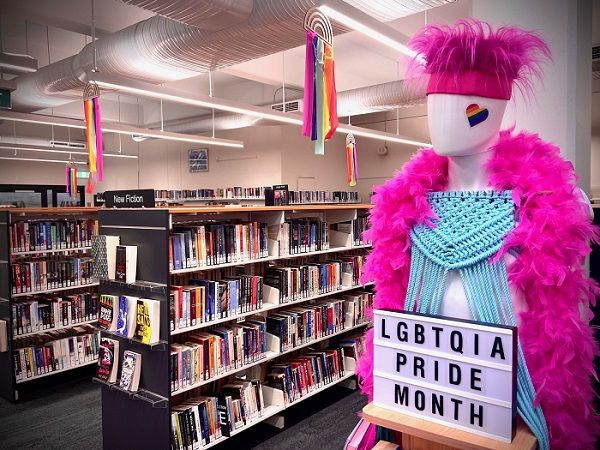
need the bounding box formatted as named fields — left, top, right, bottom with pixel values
left=466, top=103, right=489, bottom=127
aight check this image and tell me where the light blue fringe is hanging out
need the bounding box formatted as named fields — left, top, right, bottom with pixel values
left=405, top=191, right=550, bottom=450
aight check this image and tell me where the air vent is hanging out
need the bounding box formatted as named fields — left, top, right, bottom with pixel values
left=50, top=140, right=87, bottom=150
left=271, top=99, right=303, bottom=113
left=593, top=45, right=600, bottom=61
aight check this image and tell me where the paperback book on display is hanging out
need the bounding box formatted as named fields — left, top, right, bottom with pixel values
left=115, top=295, right=138, bottom=339
left=119, top=350, right=142, bottom=392
left=135, top=298, right=161, bottom=344
left=98, top=294, right=119, bottom=331
left=115, top=245, right=137, bottom=283
left=96, top=337, right=119, bottom=383
left=91, top=235, right=120, bottom=280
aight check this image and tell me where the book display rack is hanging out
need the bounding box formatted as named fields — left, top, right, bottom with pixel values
left=95, top=204, right=372, bottom=449
left=0, top=207, right=100, bottom=401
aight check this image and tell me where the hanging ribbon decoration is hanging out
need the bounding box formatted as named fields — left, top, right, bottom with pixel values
left=65, top=162, right=78, bottom=199
left=345, top=133, right=358, bottom=187
left=83, top=82, right=103, bottom=194
left=303, top=8, right=338, bottom=155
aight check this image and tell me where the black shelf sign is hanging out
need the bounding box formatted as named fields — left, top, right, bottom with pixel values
left=104, top=189, right=155, bottom=208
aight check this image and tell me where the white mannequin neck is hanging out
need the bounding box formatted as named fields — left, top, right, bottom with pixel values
left=446, top=147, right=494, bottom=191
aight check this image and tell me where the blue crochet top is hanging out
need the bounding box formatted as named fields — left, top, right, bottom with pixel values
left=404, top=190, right=549, bottom=450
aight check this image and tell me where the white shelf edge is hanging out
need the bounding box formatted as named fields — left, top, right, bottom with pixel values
left=16, top=358, right=98, bottom=383
left=13, top=318, right=98, bottom=338
left=171, top=322, right=369, bottom=396
left=170, top=282, right=374, bottom=335
left=11, top=246, right=93, bottom=256
left=170, top=244, right=372, bottom=275
left=12, top=281, right=100, bottom=298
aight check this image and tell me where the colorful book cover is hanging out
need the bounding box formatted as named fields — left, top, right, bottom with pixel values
left=135, top=299, right=151, bottom=344
left=119, top=350, right=140, bottom=392
left=98, top=295, right=116, bottom=330
left=96, top=338, right=116, bottom=382
left=115, top=295, right=128, bottom=337
left=115, top=245, right=127, bottom=281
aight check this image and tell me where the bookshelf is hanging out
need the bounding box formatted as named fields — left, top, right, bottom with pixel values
left=96, top=204, right=372, bottom=449
left=0, top=208, right=99, bottom=401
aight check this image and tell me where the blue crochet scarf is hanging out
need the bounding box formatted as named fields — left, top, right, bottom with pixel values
left=404, top=190, right=549, bottom=449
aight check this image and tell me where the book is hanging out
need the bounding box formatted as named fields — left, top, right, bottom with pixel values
left=91, top=235, right=120, bottom=280
left=96, top=337, right=119, bottom=383
left=119, top=350, right=142, bottom=392
left=115, top=245, right=137, bottom=283
left=115, top=295, right=138, bottom=339
left=98, top=294, right=119, bottom=331
left=135, top=298, right=161, bottom=344
left=0, top=320, right=7, bottom=352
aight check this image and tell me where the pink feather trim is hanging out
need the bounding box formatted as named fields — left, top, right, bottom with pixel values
left=357, top=129, right=599, bottom=449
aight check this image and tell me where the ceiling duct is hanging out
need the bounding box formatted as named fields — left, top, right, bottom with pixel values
left=120, top=0, right=254, bottom=31
left=11, top=0, right=451, bottom=112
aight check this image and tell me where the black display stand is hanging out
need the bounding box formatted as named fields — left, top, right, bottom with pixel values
left=97, top=209, right=171, bottom=449
left=0, top=211, right=14, bottom=401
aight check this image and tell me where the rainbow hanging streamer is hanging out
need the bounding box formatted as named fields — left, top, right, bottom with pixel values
left=83, top=83, right=103, bottom=194
left=303, top=9, right=338, bottom=155
left=345, top=133, right=358, bottom=187
left=65, top=164, right=78, bottom=198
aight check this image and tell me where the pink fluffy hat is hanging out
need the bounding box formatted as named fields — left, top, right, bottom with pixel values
left=406, top=19, right=551, bottom=100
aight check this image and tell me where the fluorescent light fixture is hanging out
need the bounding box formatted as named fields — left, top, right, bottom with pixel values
left=0, top=156, right=87, bottom=165
left=0, top=111, right=244, bottom=149
left=88, top=74, right=429, bottom=147
left=337, top=125, right=429, bottom=147
left=93, top=75, right=303, bottom=126
left=317, top=0, right=418, bottom=59
left=0, top=143, right=138, bottom=158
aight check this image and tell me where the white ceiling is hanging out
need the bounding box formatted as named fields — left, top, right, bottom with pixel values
left=1, top=0, right=598, bottom=133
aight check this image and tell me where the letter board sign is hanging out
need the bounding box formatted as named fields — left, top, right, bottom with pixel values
left=373, top=309, right=517, bottom=442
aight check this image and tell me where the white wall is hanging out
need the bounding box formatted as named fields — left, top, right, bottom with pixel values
left=472, top=0, right=593, bottom=194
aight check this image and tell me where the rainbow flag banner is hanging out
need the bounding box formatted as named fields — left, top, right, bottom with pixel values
left=83, top=83, right=103, bottom=193
left=302, top=10, right=338, bottom=155
left=65, top=164, right=77, bottom=198
left=345, top=133, right=358, bottom=187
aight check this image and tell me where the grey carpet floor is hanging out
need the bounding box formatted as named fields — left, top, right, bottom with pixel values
left=0, top=372, right=366, bottom=450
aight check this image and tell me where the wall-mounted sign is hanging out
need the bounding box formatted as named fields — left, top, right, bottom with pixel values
left=189, top=148, right=208, bottom=172
left=373, top=309, right=517, bottom=442
left=104, top=189, right=155, bottom=208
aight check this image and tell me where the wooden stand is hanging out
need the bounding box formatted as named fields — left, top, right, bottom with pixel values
left=362, top=403, right=537, bottom=450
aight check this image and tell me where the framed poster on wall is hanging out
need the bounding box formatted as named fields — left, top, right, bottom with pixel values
left=189, top=149, right=208, bottom=172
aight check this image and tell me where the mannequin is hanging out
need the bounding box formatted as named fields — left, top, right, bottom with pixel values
left=427, top=93, right=527, bottom=322
left=356, top=20, right=599, bottom=450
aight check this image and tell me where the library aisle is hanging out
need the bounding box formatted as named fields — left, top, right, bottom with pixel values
left=0, top=376, right=367, bottom=450
left=0, top=1, right=599, bottom=450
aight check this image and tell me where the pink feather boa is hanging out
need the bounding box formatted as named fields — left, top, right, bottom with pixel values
left=357, top=129, right=600, bottom=449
